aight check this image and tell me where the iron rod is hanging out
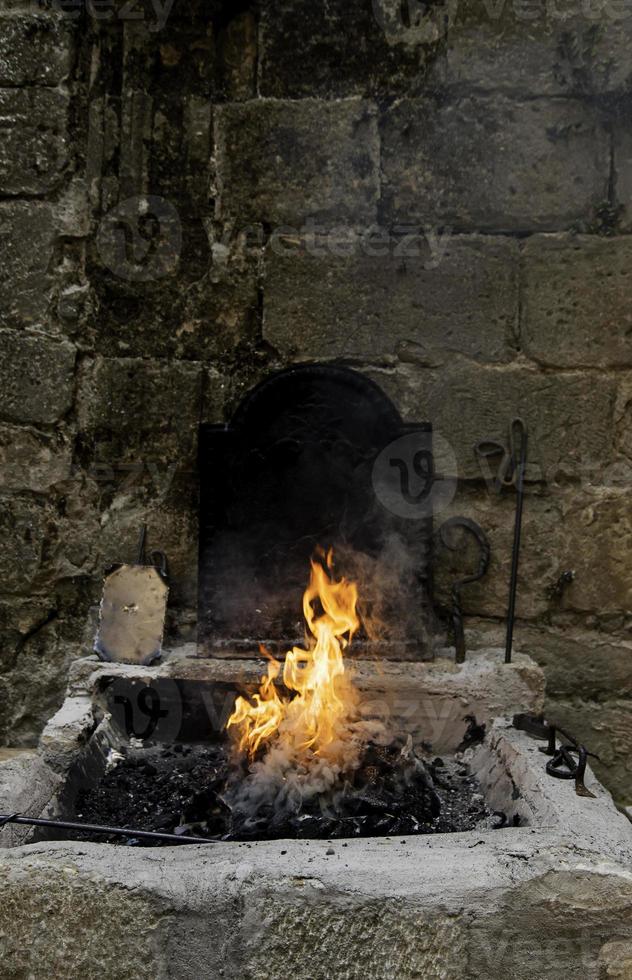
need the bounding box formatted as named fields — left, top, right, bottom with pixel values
left=0, top=813, right=216, bottom=845
left=505, top=420, right=528, bottom=664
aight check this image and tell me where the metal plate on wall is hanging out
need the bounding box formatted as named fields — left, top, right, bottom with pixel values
left=94, top=564, right=169, bottom=665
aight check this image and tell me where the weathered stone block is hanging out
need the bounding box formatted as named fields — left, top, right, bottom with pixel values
left=0, top=496, right=49, bottom=594
left=0, top=12, right=73, bottom=85
left=369, top=359, right=616, bottom=482
left=0, top=201, right=55, bottom=329
left=0, top=866, right=164, bottom=979
left=614, top=127, right=632, bottom=233
left=259, top=0, right=441, bottom=98
left=77, top=356, right=202, bottom=465
left=0, top=332, right=75, bottom=424
left=0, top=88, right=68, bottom=195
left=0, top=425, right=72, bottom=492
left=264, top=235, right=519, bottom=363
left=523, top=235, right=632, bottom=368
left=215, top=99, right=379, bottom=225
left=586, top=7, right=632, bottom=93
left=517, top=625, right=632, bottom=702
left=446, top=1, right=632, bottom=96
left=0, top=630, right=84, bottom=747
left=437, top=482, right=632, bottom=620
left=615, top=374, right=632, bottom=459
left=0, top=597, right=54, bottom=672
left=599, top=939, right=632, bottom=978
left=446, top=1, right=565, bottom=96
left=381, top=95, right=609, bottom=232
left=90, top=232, right=258, bottom=360
left=559, top=493, right=632, bottom=615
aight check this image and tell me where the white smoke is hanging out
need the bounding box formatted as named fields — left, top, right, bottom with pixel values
left=224, top=706, right=392, bottom=831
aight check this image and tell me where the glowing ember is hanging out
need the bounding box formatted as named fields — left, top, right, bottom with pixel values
left=227, top=548, right=361, bottom=764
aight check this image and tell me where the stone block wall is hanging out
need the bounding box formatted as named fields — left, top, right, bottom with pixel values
left=1, top=0, right=631, bottom=802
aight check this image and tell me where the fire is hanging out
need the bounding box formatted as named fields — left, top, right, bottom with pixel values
left=227, top=549, right=360, bottom=762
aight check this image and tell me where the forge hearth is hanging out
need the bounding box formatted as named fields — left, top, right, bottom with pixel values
left=2, top=649, right=632, bottom=978
left=2, top=369, right=631, bottom=975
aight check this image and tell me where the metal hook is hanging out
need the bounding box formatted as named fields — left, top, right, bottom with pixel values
left=505, top=418, right=528, bottom=663
left=438, top=517, right=491, bottom=664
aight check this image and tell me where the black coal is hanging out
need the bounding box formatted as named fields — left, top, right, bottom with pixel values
left=70, top=738, right=494, bottom=846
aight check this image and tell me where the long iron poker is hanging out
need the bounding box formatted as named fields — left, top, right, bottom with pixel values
left=505, top=418, right=528, bottom=664
left=0, top=812, right=217, bottom=845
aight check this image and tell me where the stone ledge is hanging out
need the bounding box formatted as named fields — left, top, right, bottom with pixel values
left=0, top=802, right=631, bottom=978
left=56, top=648, right=544, bottom=759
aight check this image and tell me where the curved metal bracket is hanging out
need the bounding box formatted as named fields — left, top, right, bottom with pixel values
left=437, top=517, right=491, bottom=664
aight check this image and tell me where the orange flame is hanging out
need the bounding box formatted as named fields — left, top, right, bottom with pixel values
left=227, top=549, right=360, bottom=761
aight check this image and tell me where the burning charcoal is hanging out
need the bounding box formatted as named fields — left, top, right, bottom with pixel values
left=337, top=816, right=367, bottom=837
left=351, top=792, right=393, bottom=814
left=71, top=734, right=493, bottom=845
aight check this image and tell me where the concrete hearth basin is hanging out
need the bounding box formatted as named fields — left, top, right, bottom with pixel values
left=1, top=650, right=632, bottom=979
